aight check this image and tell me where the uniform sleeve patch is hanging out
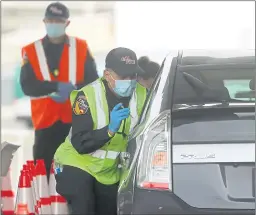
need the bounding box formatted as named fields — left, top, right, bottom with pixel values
left=73, top=95, right=89, bottom=115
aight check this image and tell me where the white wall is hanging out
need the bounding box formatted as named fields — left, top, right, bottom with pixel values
left=115, top=1, right=255, bottom=51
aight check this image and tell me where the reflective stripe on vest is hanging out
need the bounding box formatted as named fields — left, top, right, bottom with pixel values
left=67, top=128, right=120, bottom=159
left=90, top=80, right=139, bottom=132
left=30, top=36, right=77, bottom=100
left=129, top=89, right=139, bottom=133
left=67, top=79, right=140, bottom=160
left=90, top=149, right=120, bottom=159
left=93, top=81, right=107, bottom=129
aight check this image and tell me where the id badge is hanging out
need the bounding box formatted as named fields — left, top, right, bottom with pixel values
left=53, top=161, right=63, bottom=174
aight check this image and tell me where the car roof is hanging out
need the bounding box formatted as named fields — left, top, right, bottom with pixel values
left=180, top=49, right=255, bottom=65
left=180, top=56, right=255, bottom=66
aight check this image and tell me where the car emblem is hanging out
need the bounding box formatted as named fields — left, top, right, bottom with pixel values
left=180, top=153, right=216, bottom=159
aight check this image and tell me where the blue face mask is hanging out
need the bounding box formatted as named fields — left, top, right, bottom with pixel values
left=113, top=79, right=137, bottom=97
left=45, top=23, right=66, bottom=38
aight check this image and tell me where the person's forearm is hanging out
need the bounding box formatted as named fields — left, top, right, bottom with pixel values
left=71, top=126, right=112, bottom=154
left=21, top=79, right=58, bottom=97
left=20, top=62, right=58, bottom=97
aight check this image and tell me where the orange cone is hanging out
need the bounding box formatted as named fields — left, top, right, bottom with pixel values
left=1, top=169, right=15, bottom=215
left=27, top=160, right=41, bottom=214
left=35, top=159, right=52, bottom=214
left=23, top=164, right=38, bottom=215
left=15, top=203, right=30, bottom=215
left=15, top=169, right=35, bottom=215
left=49, top=162, right=69, bottom=214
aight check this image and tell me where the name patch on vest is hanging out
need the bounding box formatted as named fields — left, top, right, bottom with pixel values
left=73, top=95, right=89, bottom=115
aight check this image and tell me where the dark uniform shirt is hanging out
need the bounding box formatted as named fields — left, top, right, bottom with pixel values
left=71, top=80, right=131, bottom=154
left=20, top=35, right=99, bottom=97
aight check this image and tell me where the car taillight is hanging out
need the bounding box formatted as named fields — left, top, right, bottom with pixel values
left=137, top=111, right=171, bottom=190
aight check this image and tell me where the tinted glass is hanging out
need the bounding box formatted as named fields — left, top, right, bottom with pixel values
left=224, top=79, right=254, bottom=101
left=173, top=111, right=255, bottom=143
left=173, top=57, right=255, bottom=104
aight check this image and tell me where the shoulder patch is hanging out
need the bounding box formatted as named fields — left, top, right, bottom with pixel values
left=73, top=95, right=89, bottom=115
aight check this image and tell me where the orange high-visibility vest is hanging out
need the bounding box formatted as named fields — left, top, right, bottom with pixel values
left=22, top=36, right=87, bottom=130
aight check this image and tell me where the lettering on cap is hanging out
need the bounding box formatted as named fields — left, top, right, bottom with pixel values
left=121, top=56, right=135, bottom=64
left=50, top=6, right=63, bottom=15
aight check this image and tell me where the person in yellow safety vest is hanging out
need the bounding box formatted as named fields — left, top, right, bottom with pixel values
left=54, top=47, right=147, bottom=215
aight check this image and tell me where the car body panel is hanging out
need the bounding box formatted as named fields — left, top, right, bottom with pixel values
left=118, top=50, right=255, bottom=215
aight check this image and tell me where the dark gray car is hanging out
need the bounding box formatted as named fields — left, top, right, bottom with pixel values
left=117, top=50, right=255, bottom=215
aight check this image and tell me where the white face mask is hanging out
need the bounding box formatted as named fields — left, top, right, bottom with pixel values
left=109, top=74, right=137, bottom=97
left=45, top=23, right=66, bottom=38
left=113, top=79, right=137, bottom=97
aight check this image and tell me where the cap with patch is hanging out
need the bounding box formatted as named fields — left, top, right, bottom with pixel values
left=44, top=2, right=69, bottom=21
left=105, top=47, right=144, bottom=78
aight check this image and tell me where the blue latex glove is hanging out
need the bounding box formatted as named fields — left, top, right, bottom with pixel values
left=108, top=103, right=130, bottom=133
left=50, top=82, right=76, bottom=103
left=49, top=92, right=67, bottom=103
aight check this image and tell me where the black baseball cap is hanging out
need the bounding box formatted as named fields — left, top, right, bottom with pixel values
left=44, top=2, right=70, bottom=21
left=105, top=47, right=144, bottom=78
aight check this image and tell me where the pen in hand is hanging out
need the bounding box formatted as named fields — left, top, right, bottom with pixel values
left=121, top=105, right=133, bottom=118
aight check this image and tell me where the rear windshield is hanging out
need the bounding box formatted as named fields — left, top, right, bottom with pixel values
left=173, top=111, right=255, bottom=144
left=173, top=58, right=255, bottom=104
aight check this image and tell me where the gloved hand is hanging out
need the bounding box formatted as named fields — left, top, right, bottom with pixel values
left=108, top=103, right=130, bottom=133
left=50, top=82, right=76, bottom=103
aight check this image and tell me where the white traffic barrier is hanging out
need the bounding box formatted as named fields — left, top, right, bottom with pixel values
left=1, top=129, right=34, bottom=201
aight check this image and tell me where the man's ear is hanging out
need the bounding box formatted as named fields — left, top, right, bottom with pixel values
left=103, top=69, right=109, bottom=79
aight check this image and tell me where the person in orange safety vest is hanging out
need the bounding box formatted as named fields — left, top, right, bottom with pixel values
left=20, top=2, right=99, bottom=181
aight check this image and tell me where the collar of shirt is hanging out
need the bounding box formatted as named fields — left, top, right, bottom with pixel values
left=42, top=35, right=70, bottom=48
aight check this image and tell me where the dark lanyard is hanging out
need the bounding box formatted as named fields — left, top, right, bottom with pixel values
left=116, top=119, right=127, bottom=138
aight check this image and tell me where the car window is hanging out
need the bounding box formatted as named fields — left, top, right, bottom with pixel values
left=172, top=56, right=255, bottom=145
left=173, top=66, right=255, bottom=104
left=138, top=57, right=169, bottom=125
left=173, top=111, right=255, bottom=143
left=224, top=79, right=255, bottom=101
